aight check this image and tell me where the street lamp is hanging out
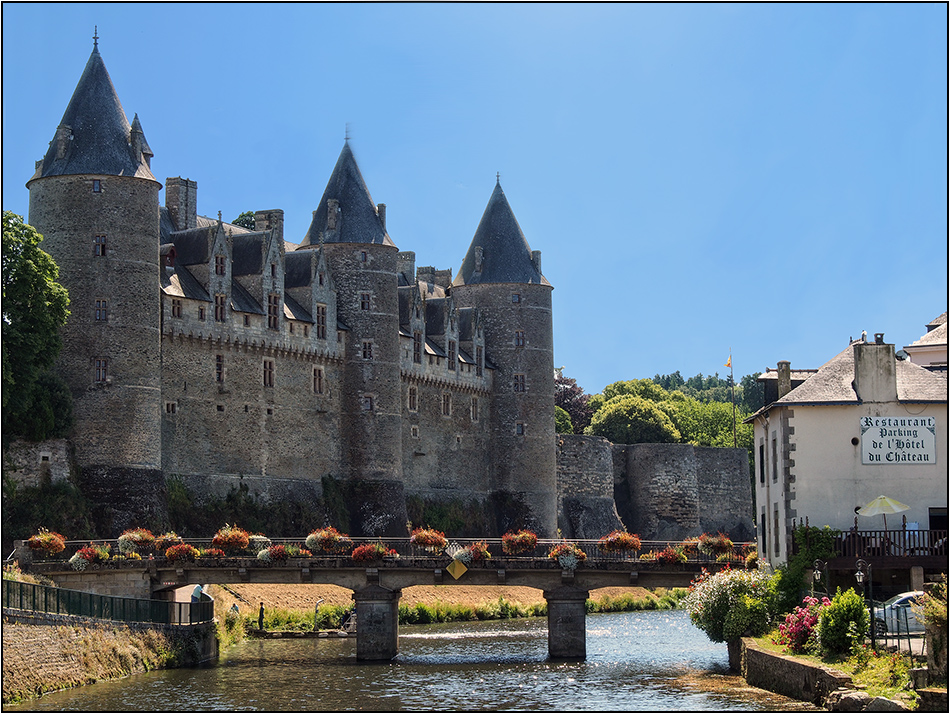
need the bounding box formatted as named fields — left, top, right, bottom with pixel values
left=855, top=558, right=875, bottom=650
left=813, top=559, right=828, bottom=597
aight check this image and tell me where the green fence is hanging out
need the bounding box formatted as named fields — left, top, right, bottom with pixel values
left=2, top=579, right=214, bottom=625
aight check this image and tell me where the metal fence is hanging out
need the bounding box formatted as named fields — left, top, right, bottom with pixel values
left=2, top=578, right=214, bottom=625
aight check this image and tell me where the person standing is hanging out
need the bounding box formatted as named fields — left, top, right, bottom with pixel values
left=258, top=602, right=265, bottom=631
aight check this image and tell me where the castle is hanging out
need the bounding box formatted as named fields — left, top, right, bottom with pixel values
left=18, top=42, right=753, bottom=543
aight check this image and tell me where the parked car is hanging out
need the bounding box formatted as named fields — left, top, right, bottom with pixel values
left=872, top=591, right=925, bottom=636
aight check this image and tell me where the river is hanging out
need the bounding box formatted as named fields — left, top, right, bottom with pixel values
left=5, top=610, right=816, bottom=711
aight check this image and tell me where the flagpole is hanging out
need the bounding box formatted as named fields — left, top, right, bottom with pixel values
left=727, top=350, right=736, bottom=448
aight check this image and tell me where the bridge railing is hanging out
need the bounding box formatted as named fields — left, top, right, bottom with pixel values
left=1, top=578, right=214, bottom=624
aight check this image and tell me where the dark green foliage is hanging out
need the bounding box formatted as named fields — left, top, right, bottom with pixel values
left=13, top=371, right=73, bottom=441
left=817, top=587, right=869, bottom=656
left=2, top=211, right=71, bottom=442
left=406, top=495, right=491, bottom=536
left=320, top=475, right=350, bottom=530
left=554, top=374, right=593, bottom=433
left=775, top=524, right=842, bottom=614
left=1, top=476, right=97, bottom=554
left=554, top=406, right=573, bottom=434
left=231, top=211, right=256, bottom=229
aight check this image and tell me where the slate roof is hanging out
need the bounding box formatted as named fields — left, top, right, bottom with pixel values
left=229, top=279, right=262, bottom=314
left=300, top=142, right=394, bottom=248
left=161, top=264, right=209, bottom=302
left=453, top=180, right=551, bottom=287
left=284, top=250, right=314, bottom=289
left=31, top=45, right=156, bottom=183
left=232, top=233, right=268, bottom=276
left=283, top=292, right=311, bottom=323
left=170, top=226, right=215, bottom=266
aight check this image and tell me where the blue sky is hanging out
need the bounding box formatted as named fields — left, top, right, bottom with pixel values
left=3, top=3, right=946, bottom=397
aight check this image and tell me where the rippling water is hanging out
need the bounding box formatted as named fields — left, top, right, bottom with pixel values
left=7, top=610, right=815, bottom=711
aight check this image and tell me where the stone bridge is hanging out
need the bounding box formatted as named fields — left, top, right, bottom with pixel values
left=17, top=538, right=747, bottom=660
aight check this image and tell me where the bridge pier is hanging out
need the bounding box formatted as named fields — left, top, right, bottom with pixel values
left=544, top=586, right=589, bottom=659
left=352, top=583, right=401, bottom=661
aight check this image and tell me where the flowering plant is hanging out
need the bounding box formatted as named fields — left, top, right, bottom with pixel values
left=117, top=528, right=155, bottom=555
left=165, top=543, right=199, bottom=562
left=683, top=567, right=777, bottom=643
left=501, top=530, right=538, bottom=555
left=26, top=528, right=66, bottom=555
left=351, top=542, right=398, bottom=562
left=466, top=541, right=491, bottom=562
left=285, top=545, right=311, bottom=558
left=656, top=546, right=688, bottom=564
left=248, top=535, right=272, bottom=553
left=410, top=527, right=448, bottom=550
left=198, top=547, right=226, bottom=559
left=69, top=543, right=111, bottom=570
left=212, top=524, right=250, bottom=554
left=698, top=532, right=734, bottom=556
left=260, top=544, right=289, bottom=562
left=597, top=530, right=641, bottom=553
left=306, top=527, right=353, bottom=554
left=679, top=537, right=701, bottom=557
left=548, top=542, right=587, bottom=570
left=154, top=532, right=183, bottom=552
left=639, top=550, right=658, bottom=561
left=773, top=595, right=830, bottom=654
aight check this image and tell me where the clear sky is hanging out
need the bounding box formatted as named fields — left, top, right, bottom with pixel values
left=3, top=2, right=946, bottom=396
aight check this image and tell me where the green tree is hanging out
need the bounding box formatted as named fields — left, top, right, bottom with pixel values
left=585, top=394, right=681, bottom=444
left=232, top=211, right=256, bottom=229
left=554, top=374, right=592, bottom=433
left=554, top=406, right=573, bottom=434
left=2, top=212, right=71, bottom=441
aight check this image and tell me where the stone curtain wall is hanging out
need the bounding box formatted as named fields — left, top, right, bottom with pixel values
left=2, top=439, right=72, bottom=488
left=696, top=446, right=754, bottom=541
left=555, top=435, right=624, bottom=538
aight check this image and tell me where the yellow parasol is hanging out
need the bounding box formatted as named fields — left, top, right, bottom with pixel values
left=857, top=495, right=910, bottom=531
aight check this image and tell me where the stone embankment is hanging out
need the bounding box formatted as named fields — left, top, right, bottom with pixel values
left=1, top=610, right=216, bottom=706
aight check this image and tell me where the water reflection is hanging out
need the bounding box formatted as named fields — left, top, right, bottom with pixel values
left=6, top=610, right=816, bottom=711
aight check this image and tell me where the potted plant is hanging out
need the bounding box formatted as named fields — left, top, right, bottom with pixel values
left=68, top=543, right=111, bottom=571
left=212, top=524, right=250, bottom=554
left=597, top=530, right=641, bottom=554
left=410, top=527, right=448, bottom=552
left=306, top=526, right=353, bottom=554
left=198, top=547, right=226, bottom=559
left=248, top=534, right=272, bottom=554
left=656, top=545, right=688, bottom=565
left=165, top=543, right=200, bottom=562
left=698, top=532, right=734, bottom=557
left=351, top=542, right=398, bottom=563
left=154, top=532, right=183, bottom=552
left=548, top=542, right=587, bottom=570
left=259, top=544, right=289, bottom=563
left=501, top=529, right=538, bottom=555
left=117, top=528, right=155, bottom=555
left=26, top=528, right=66, bottom=558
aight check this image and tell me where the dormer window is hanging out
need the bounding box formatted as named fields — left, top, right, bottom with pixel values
left=271, top=263, right=277, bottom=278
left=215, top=255, right=226, bottom=276
left=318, top=271, right=325, bottom=287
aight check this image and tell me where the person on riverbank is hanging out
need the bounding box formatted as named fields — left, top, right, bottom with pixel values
left=258, top=602, right=264, bottom=631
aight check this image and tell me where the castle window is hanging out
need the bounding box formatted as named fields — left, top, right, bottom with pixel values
left=289, top=322, right=295, bottom=334
left=165, top=402, right=177, bottom=414
left=303, top=325, right=309, bottom=337
left=413, top=332, right=423, bottom=364
left=214, top=294, right=227, bottom=322
left=267, top=407, right=274, bottom=415
left=243, top=314, right=250, bottom=327
left=216, top=405, right=225, bottom=412
left=514, top=330, right=525, bottom=347
left=408, top=386, right=418, bottom=412
left=215, top=255, right=226, bottom=276
left=267, top=294, right=279, bottom=329
left=313, top=367, right=324, bottom=394
left=92, top=179, right=101, bottom=193
left=318, top=271, right=325, bottom=287
left=215, top=354, right=224, bottom=383
left=515, top=422, right=525, bottom=436
left=360, top=251, right=367, bottom=263
left=513, top=373, right=526, bottom=392
left=362, top=341, right=373, bottom=360
left=94, top=234, right=107, bottom=257
left=171, top=299, right=182, bottom=318
left=263, top=359, right=274, bottom=387
left=198, top=306, right=206, bottom=321
left=471, top=396, right=479, bottom=422
left=315, top=305, right=327, bottom=339
left=360, top=292, right=371, bottom=311
left=271, top=263, right=276, bottom=278
left=476, top=346, right=483, bottom=377
left=447, top=341, right=456, bottom=371
left=362, top=394, right=374, bottom=411
left=95, top=299, right=108, bottom=321
left=411, top=425, right=419, bottom=439
left=511, top=293, right=521, bottom=304
left=442, top=393, right=452, bottom=417
left=94, top=358, right=108, bottom=383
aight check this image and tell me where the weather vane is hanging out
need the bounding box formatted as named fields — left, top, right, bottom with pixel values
left=345, top=123, right=351, bottom=142
left=93, top=26, right=99, bottom=49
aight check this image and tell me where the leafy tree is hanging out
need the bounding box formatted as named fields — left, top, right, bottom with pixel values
left=739, top=372, right=764, bottom=413
left=669, top=398, right=751, bottom=449
left=585, top=394, right=681, bottom=444
left=554, top=406, right=573, bottom=434
left=554, top=374, right=592, bottom=433
left=2, top=212, right=71, bottom=441
left=232, top=211, right=256, bottom=229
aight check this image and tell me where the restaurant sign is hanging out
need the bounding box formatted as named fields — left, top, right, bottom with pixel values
left=861, top=416, right=936, bottom=464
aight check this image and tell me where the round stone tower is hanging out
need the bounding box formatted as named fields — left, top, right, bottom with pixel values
left=450, top=179, right=557, bottom=537
left=26, top=41, right=164, bottom=527
left=299, top=142, right=406, bottom=536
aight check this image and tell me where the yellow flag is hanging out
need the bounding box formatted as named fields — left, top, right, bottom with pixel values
left=724, top=355, right=731, bottom=368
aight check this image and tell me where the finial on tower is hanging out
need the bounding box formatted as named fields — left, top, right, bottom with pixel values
left=496, top=172, right=500, bottom=185
left=93, top=26, right=99, bottom=49
left=345, top=123, right=351, bottom=143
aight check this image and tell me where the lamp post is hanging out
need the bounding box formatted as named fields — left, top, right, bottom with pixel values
left=813, top=559, right=828, bottom=598
left=855, top=558, right=875, bottom=650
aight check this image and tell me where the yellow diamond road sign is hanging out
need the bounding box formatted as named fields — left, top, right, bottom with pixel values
left=446, top=559, right=468, bottom=580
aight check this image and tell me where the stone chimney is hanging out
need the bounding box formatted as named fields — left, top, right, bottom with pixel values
left=377, top=203, right=387, bottom=231
left=396, top=251, right=416, bottom=284
left=853, top=335, right=898, bottom=403
left=254, top=209, right=284, bottom=243
left=532, top=250, right=542, bottom=275
left=165, top=177, right=198, bottom=231
left=777, top=360, right=792, bottom=398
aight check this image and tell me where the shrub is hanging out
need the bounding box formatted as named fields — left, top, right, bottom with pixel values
left=26, top=528, right=66, bottom=555
left=774, top=595, right=830, bottom=653
left=467, top=541, right=491, bottom=562
left=501, top=530, right=538, bottom=555
left=212, top=524, right=250, bottom=553
left=683, top=567, right=777, bottom=643
left=351, top=542, right=397, bottom=562
left=259, top=544, right=288, bottom=562
left=548, top=542, right=587, bottom=570
left=306, top=527, right=353, bottom=554
left=117, top=528, right=155, bottom=555
left=165, top=543, right=199, bottom=562
left=598, top=530, right=641, bottom=553
left=816, top=587, right=869, bottom=656
left=911, top=575, right=947, bottom=630
left=409, top=527, right=448, bottom=550
left=679, top=537, right=701, bottom=557
left=248, top=535, right=271, bottom=553
left=154, top=532, right=183, bottom=552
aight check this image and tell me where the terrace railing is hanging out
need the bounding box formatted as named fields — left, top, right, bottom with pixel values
left=793, top=528, right=947, bottom=559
